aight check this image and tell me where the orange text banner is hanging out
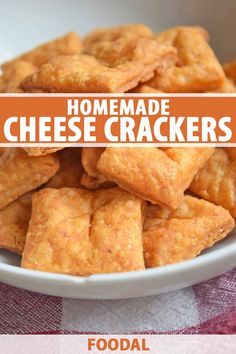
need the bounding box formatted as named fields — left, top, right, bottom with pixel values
left=0, top=94, right=235, bottom=146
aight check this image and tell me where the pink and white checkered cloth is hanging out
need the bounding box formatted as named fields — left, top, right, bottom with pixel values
left=0, top=269, right=235, bottom=334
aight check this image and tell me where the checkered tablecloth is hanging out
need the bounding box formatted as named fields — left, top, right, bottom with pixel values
left=0, top=269, right=235, bottom=334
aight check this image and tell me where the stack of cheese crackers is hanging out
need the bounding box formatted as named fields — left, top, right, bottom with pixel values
left=0, top=24, right=236, bottom=276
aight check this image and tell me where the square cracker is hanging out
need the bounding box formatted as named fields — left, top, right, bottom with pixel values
left=2, top=32, right=82, bottom=70
left=21, top=38, right=176, bottom=93
left=0, top=148, right=59, bottom=209
left=97, top=147, right=214, bottom=209
left=143, top=195, right=234, bottom=267
left=0, top=193, right=32, bottom=254
left=148, top=26, right=224, bottom=92
left=22, top=187, right=144, bottom=275
left=190, top=148, right=236, bottom=217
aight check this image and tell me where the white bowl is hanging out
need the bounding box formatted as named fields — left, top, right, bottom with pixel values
left=0, top=232, right=235, bottom=299
left=0, top=0, right=236, bottom=299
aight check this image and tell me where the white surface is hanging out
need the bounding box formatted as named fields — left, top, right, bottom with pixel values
left=0, top=0, right=236, bottom=299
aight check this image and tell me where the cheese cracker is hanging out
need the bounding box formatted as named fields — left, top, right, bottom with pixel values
left=143, top=195, right=234, bottom=267
left=22, top=187, right=144, bottom=275
left=0, top=148, right=59, bottom=209
left=148, top=26, right=224, bottom=92
left=21, top=39, right=176, bottom=93
left=190, top=148, right=236, bottom=217
left=97, top=147, right=214, bottom=208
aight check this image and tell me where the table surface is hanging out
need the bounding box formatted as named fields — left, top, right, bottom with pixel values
left=0, top=268, right=235, bottom=334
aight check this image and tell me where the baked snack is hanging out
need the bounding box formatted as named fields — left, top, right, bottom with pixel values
left=0, top=148, right=59, bottom=209
left=190, top=148, right=236, bottom=217
left=22, top=187, right=145, bottom=275
left=143, top=195, right=234, bottom=267
left=0, top=24, right=234, bottom=277
left=97, top=147, right=214, bottom=208
left=20, top=41, right=176, bottom=93
left=148, top=26, right=225, bottom=92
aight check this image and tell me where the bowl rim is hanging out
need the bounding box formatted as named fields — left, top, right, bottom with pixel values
left=0, top=233, right=236, bottom=286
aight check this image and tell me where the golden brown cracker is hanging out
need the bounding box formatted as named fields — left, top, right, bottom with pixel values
left=97, top=147, right=214, bottom=209
left=0, top=193, right=32, bottom=254
left=2, top=32, right=82, bottom=70
left=90, top=188, right=145, bottom=273
left=22, top=187, right=144, bottom=275
left=22, top=188, right=93, bottom=274
left=143, top=195, right=234, bottom=267
left=21, top=39, right=176, bottom=93
left=148, top=26, right=224, bottom=92
left=46, top=148, right=83, bottom=188
left=190, top=148, right=236, bottom=217
left=0, top=148, right=59, bottom=209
